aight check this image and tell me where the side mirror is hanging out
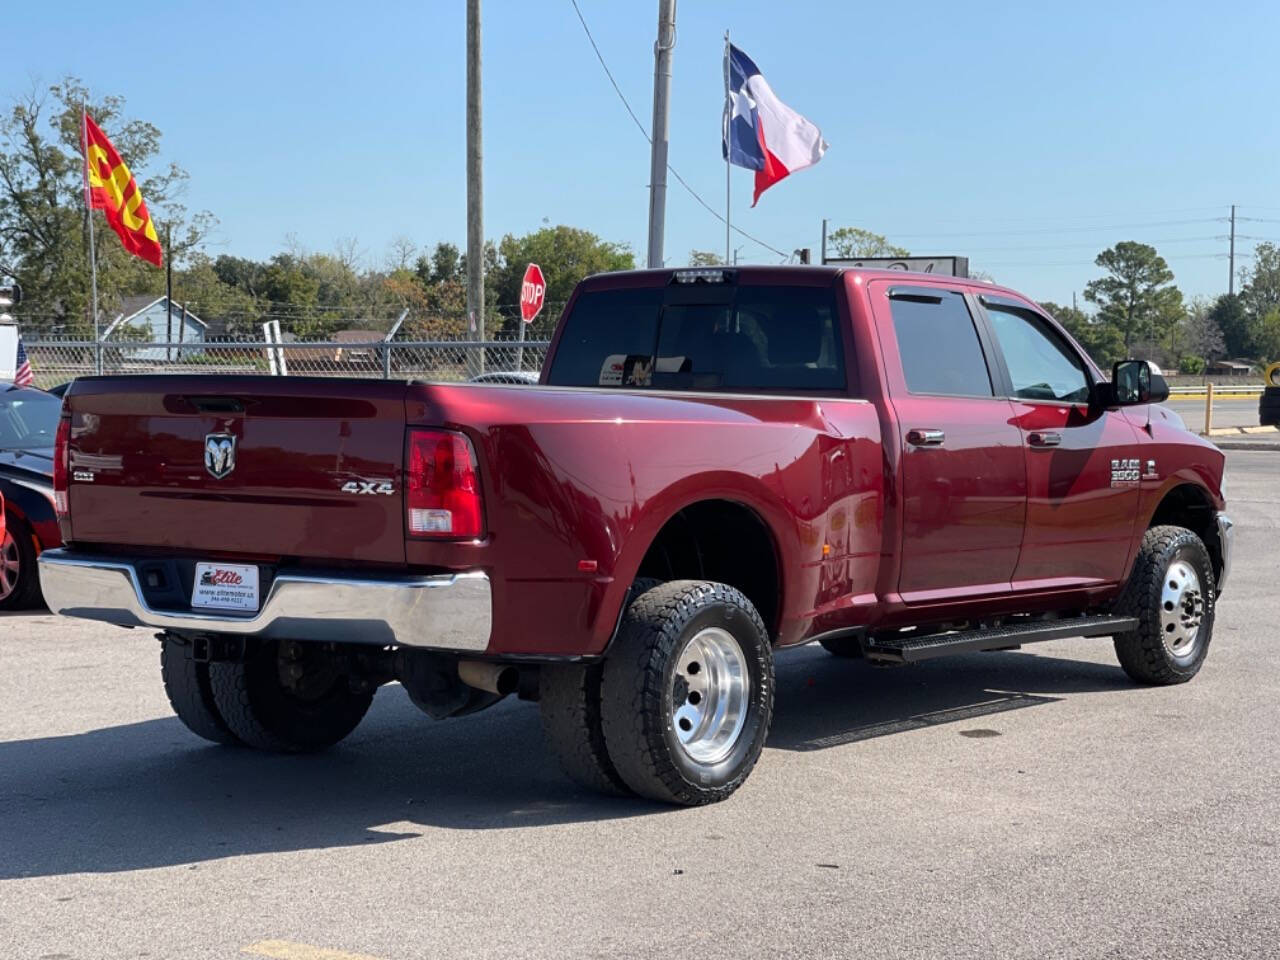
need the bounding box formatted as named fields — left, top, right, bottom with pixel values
left=1110, top=359, right=1170, bottom=406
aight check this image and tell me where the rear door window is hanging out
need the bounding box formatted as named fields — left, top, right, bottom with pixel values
left=547, top=283, right=846, bottom=393
left=888, top=290, right=994, bottom=397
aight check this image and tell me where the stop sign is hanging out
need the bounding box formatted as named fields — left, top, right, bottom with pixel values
left=519, top=263, right=546, bottom=324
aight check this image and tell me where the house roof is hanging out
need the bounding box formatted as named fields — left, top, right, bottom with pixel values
left=119, top=295, right=208, bottom=328
left=332, top=329, right=385, bottom=342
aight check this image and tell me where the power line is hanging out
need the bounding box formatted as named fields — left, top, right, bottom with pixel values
left=978, top=251, right=1242, bottom=269
left=959, top=234, right=1225, bottom=254
left=567, top=0, right=788, bottom=261
left=833, top=205, right=1228, bottom=229
left=886, top=217, right=1223, bottom=241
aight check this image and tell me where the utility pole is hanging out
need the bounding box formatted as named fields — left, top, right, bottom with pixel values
left=820, top=218, right=828, bottom=265
left=466, top=0, right=485, bottom=373
left=1228, top=203, right=1236, bottom=296
left=646, top=0, right=676, bottom=269
left=165, top=224, right=173, bottom=361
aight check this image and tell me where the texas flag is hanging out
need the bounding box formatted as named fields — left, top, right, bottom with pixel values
left=723, top=43, right=828, bottom=206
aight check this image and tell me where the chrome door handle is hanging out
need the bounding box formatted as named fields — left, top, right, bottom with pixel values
left=1028, top=431, right=1062, bottom=448
left=906, top=428, right=945, bottom=447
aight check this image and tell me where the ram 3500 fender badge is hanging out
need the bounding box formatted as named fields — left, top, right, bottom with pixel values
left=341, top=480, right=395, bottom=496
left=1110, top=458, right=1141, bottom=487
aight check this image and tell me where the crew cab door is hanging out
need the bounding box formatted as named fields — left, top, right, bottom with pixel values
left=975, top=295, right=1141, bottom=586
left=871, top=282, right=1026, bottom=603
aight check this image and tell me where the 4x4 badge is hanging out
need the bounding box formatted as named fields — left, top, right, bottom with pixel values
left=204, top=434, right=237, bottom=479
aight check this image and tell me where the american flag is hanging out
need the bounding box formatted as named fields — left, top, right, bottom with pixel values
left=14, top=336, right=33, bottom=387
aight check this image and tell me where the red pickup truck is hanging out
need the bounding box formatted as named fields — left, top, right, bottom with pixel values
left=39, top=266, right=1232, bottom=805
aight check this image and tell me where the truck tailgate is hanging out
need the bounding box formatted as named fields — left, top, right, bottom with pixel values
left=64, top=376, right=408, bottom=564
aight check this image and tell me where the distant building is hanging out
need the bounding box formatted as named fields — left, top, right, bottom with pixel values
left=1206, top=360, right=1254, bottom=376
left=116, top=296, right=207, bottom=360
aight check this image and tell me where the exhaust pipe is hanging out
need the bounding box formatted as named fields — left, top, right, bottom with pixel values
left=457, top=660, right=518, bottom=696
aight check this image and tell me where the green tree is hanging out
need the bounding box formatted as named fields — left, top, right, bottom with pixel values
left=1208, top=293, right=1252, bottom=358
left=688, top=249, right=723, bottom=266
left=1238, top=242, right=1280, bottom=351
left=177, top=253, right=260, bottom=335
left=0, top=78, right=212, bottom=335
left=1257, top=308, right=1280, bottom=363
left=826, top=226, right=908, bottom=259
left=1180, top=296, right=1226, bottom=364
left=1039, top=300, right=1125, bottom=367
left=489, top=225, right=634, bottom=338
left=1083, top=241, right=1181, bottom=354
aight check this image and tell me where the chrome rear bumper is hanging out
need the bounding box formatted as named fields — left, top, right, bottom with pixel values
left=37, top=549, right=492, bottom=652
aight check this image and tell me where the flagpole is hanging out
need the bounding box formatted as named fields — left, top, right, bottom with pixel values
left=723, top=30, right=731, bottom=266
left=80, top=99, right=101, bottom=373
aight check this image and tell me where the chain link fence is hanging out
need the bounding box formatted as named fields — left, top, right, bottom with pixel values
left=21, top=335, right=552, bottom=389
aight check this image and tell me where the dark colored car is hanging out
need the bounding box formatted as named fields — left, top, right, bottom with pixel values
left=39, top=267, right=1231, bottom=804
left=1261, top=364, right=1280, bottom=427
left=468, top=370, right=539, bottom=385
left=0, top=385, right=61, bottom=608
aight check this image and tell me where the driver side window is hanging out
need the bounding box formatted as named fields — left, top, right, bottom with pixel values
left=986, top=304, right=1091, bottom=403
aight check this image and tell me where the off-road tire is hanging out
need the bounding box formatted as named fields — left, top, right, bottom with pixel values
left=601, top=580, right=774, bottom=806
left=160, top=635, right=241, bottom=745
left=540, top=663, right=631, bottom=795
left=538, top=579, right=662, bottom=796
left=0, top=513, right=41, bottom=610
left=1113, top=525, right=1216, bottom=685
left=209, top=642, right=374, bottom=752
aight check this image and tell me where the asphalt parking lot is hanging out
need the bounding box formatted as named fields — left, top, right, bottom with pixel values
left=2, top=449, right=1277, bottom=960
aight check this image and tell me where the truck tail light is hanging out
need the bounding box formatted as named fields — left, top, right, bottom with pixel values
left=405, top=429, right=483, bottom=539
left=53, top=414, right=71, bottom=519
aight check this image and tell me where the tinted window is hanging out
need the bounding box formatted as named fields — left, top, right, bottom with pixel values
left=547, top=284, right=846, bottom=393
left=889, top=291, right=993, bottom=397
left=545, top=287, right=663, bottom=388
left=0, top=389, right=61, bottom=451
left=987, top=305, right=1090, bottom=403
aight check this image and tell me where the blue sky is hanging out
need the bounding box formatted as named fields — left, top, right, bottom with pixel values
left=5, top=0, right=1278, bottom=305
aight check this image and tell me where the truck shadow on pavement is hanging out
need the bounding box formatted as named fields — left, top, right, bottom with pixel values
left=0, top=645, right=1134, bottom=879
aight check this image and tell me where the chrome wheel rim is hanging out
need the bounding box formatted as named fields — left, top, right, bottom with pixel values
left=0, top=530, right=19, bottom=601
left=671, top=627, right=750, bottom=765
left=1161, top=560, right=1204, bottom=663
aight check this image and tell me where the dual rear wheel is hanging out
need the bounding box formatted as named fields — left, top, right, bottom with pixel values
left=160, top=636, right=374, bottom=752
left=540, top=579, right=775, bottom=806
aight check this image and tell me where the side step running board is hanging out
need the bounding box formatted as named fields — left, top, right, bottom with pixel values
left=863, top=614, right=1138, bottom=664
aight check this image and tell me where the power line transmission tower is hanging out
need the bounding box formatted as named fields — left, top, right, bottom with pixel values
left=1228, top=203, right=1236, bottom=296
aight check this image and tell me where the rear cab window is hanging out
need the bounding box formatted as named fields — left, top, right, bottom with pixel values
left=547, top=276, right=849, bottom=395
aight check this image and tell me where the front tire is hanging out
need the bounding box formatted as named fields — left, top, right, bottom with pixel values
left=209, top=641, right=375, bottom=751
left=1113, top=525, right=1216, bottom=685
left=601, top=580, right=774, bottom=805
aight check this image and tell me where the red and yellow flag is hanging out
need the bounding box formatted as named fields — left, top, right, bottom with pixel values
left=83, top=113, right=163, bottom=267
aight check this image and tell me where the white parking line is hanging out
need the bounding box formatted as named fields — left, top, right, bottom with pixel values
left=243, top=940, right=387, bottom=960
